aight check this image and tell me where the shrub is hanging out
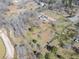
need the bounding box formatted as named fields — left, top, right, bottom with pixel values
left=51, top=46, right=58, bottom=54
left=32, top=39, right=37, bottom=43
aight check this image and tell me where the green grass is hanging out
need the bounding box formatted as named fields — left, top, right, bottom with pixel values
left=0, top=38, right=6, bottom=59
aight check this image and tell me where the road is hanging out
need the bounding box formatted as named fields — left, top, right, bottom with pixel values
left=0, top=29, right=14, bottom=59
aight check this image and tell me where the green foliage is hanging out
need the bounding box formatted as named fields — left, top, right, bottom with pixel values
left=66, top=29, right=77, bottom=38
left=75, top=23, right=79, bottom=27
left=28, top=27, right=34, bottom=32
left=62, top=0, right=68, bottom=7
left=48, top=0, right=56, bottom=4
left=56, top=54, right=65, bottom=59
left=62, top=0, right=73, bottom=8
left=69, top=0, right=73, bottom=8
left=38, top=54, right=45, bottom=59
left=45, top=53, right=56, bottom=59
left=59, top=40, right=65, bottom=47
left=48, top=20, right=77, bottom=46
left=45, top=53, right=50, bottom=59
left=32, top=39, right=37, bottom=43
left=51, top=46, right=58, bottom=54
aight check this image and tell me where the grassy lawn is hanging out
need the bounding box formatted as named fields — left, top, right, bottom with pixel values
left=0, top=38, right=6, bottom=59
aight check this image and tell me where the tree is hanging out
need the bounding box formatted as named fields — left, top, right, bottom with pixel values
left=32, top=39, right=37, bottom=43
left=48, top=0, right=56, bottom=4
left=45, top=53, right=50, bottom=59
left=69, top=0, right=73, bottom=8
left=62, top=0, right=73, bottom=8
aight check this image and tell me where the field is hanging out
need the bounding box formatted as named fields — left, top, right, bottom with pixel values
left=0, top=38, right=6, bottom=59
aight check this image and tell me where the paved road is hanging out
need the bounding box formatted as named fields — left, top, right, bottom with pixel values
left=0, top=30, right=14, bottom=59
